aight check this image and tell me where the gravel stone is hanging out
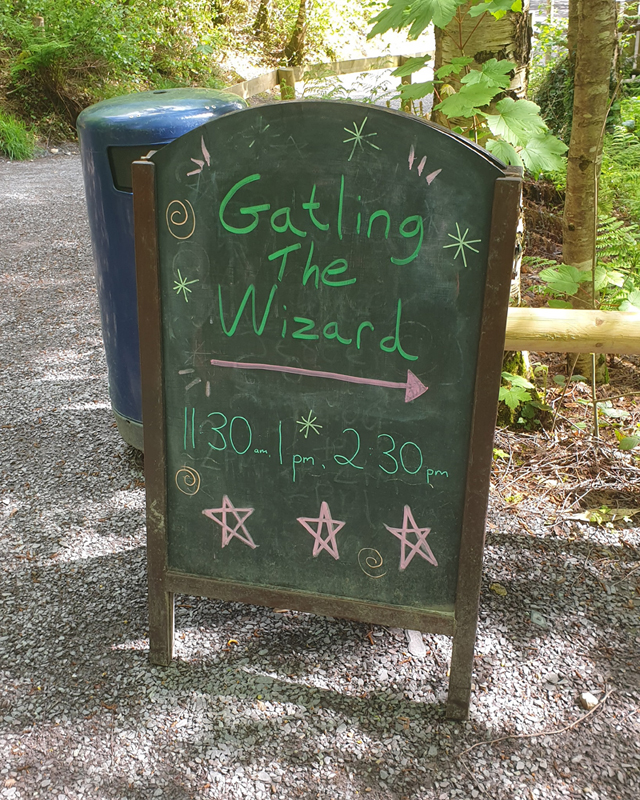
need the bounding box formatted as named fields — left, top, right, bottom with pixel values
left=1, top=151, right=639, bottom=800
left=579, top=692, right=600, bottom=710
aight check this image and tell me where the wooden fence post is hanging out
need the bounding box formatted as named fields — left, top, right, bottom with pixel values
left=397, top=55, right=412, bottom=113
left=278, top=67, right=296, bottom=100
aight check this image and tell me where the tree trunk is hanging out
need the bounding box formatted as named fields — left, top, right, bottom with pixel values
left=284, top=0, right=308, bottom=67
left=432, top=1, right=531, bottom=127
left=254, top=0, right=270, bottom=36
left=563, top=0, right=616, bottom=380
left=432, top=3, right=528, bottom=306
left=567, top=0, right=579, bottom=63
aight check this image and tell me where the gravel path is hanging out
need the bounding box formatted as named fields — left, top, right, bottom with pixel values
left=1, top=152, right=639, bottom=800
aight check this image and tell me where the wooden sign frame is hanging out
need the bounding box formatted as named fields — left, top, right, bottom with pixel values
left=132, top=105, right=520, bottom=720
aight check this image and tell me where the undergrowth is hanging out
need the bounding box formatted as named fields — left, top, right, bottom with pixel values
left=0, top=109, right=35, bottom=159
left=0, top=0, right=378, bottom=150
left=599, top=119, right=640, bottom=222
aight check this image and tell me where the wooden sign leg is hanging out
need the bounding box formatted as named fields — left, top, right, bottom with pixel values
left=149, top=580, right=174, bottom=666
left=446, top=174, right=522, bottom=721
left=446, top=616, right=477, bottom=719
left=133, top=159, right=173, bottom=668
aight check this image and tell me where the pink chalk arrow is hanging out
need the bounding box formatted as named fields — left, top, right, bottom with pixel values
left=209, top=359, right=428, bottom=403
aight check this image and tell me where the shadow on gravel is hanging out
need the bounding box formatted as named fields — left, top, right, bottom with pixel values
left=2, top=529, right=639, bottom=798
left=481, top=528, right=639, bottom=688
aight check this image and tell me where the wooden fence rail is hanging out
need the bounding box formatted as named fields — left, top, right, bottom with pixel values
left=505, top=308, right=640, bottom=354
left=226, top=53, right=429, bottom=101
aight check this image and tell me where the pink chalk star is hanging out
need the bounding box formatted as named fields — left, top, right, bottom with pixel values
left=384, top=505, right=438, bottom=571
left=202, top=496, right=257, bottom=549
left=297, top=501, right=345, bottom=560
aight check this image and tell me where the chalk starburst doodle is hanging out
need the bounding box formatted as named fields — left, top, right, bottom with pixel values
left=173, top=269, right=199, bottom=302
left=343, top=117, right=381, bottom=161
left=296, top=410, right=322, bottom=439
left=443, top=223, right=482, bottom=269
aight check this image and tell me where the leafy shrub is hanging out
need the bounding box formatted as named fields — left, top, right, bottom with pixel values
left=599, top=125, right=640, bottom=222
left=532, top=55, right=574, bottom=144
left=0, top=0, right=228, bottom=133
left=369, top=1, right=568, bottom=174
left=532, top=215, right=640, bottom=311
left=0, top=109, right=35, bottom=159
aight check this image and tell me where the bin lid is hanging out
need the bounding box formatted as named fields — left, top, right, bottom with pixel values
left=77, top=88, right=247, bottom=147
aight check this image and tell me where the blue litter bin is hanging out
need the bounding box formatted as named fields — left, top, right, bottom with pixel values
left=77, top=88, right=246, bottom=450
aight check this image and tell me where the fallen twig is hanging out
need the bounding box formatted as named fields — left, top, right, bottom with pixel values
left=457, top=688, right=615, bottom=759
left=611, top=562, right=640, bottom=586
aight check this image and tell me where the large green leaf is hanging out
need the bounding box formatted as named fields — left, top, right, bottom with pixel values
left=539, top=264, right=589, bottom=296
left=484, top=98, right=548, bottom=145
left=620, top=289, right=640, bottom=311
left=399, top=80, right=435, bottom=101
left=392, top=55, right=431, bottom=77
left=499, top=384, right=531, bottom=410
left=502, top=372, right=534, bottom=389
left=485, top=137, right=522, bottom=167
left=435, top=56, right=474, bottom=79
left=468, top=0, right=522, bottom=18
left=519, top=132, right=568, bottom=173
left=367, top=0, right=407, bottom=39
left=368, top=0, right=466, bottom=40
left=474, top=58, right=513, bottom=89
left=436, top=79, right=500, bottom=118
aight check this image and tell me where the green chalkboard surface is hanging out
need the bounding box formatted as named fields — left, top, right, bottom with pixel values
left=151, top=100, right=504, bottom=609
left=134, top=101, right=520, bottom=714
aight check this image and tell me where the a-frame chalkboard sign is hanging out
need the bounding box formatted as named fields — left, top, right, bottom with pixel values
left=132, top=100, right=520, bottom=719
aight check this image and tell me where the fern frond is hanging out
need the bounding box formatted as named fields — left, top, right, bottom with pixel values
left=522, top=255, right=561, bottom=270
left=597, top=215, right=640, bottom=259
left=603, top=127, right=640, bottom=168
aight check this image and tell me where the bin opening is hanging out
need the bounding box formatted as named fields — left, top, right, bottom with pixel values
left=108, top=144, right=165, bottom=192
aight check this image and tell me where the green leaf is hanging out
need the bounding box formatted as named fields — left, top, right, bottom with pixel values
left=594, top=264, right=610, bottom=292
left=436, top=80, right=499, bottom=118
left=620, top=289, right=640, bottom=311
left=468, top=0, right=521, bottom=18
left=529, top=401, right=553, bottom=412
left=399, top=81, right=435, bottom=101
left=539, top=264, right=589, bottom=296
left=392, top=55, right=431, bottom=77
left=461, top=66, right=510, bottom=95
left=485, top=138, right=522, bottom=167
left=502, top=371, right=534, bottom=389
left=597, top=403, right=630, bottom=419
left=409, top=0, right=464, bottom=37
left=619, top=436, right=640, bottom=450
left=519, top=133, right=568, bottom=174
left=499, top=385, right=531, bottom=410
left=368, top=0, right=466, bottom=40
left=368, top=0, right=408, bottom=39
left=475, top=58, right=513, bottom=89
left=484, top=97, right=548, bottom=146
left=604, top=269, right=625, bottom=288
left=548, top=299, right=573, bottom=308
left=435, top=56, right=474, bottom=79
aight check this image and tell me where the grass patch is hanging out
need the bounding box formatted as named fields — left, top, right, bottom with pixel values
left=0, top=109, right=35, bottom=159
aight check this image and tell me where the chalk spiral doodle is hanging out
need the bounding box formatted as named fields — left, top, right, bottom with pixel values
left=166, top=199, right=196, bottom=240
left=357, top=548, right=387, bottom=579
left=175, top=466, right=201, bottom=496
